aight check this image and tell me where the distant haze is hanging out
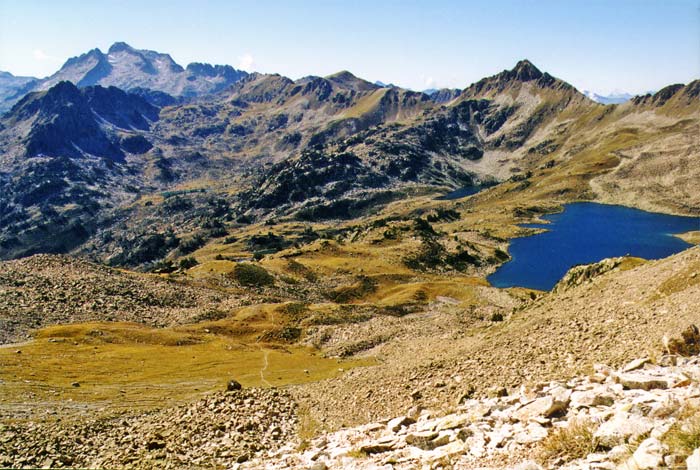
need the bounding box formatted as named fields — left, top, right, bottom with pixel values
left=0, top=0, right=698, bottom=95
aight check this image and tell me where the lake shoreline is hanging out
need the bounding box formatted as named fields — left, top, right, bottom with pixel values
left=488, top=202, right=700, bottom=291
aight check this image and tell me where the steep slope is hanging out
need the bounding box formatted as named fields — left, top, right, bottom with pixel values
left=238, top=60, right=597, bottom=218
left=0, top=71, right=38, bottom=113
left=587, top=81, right=700, bottom=215
left=291, top=247, right=700, bottom=430
left=0, top=81, right=162, bottom=259
left=3, top=81, right=159, bottom=161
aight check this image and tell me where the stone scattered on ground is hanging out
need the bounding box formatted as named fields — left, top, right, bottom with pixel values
left=0, top=388, right=296, bottom=469
left=240, top=356, right=700, bottom=470
left=0, top=255, right=240, bottom=343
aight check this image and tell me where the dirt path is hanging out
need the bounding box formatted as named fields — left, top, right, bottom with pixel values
left=0, top=340, right=32, bottom=349
left=259, top=349, right=272, bottom=387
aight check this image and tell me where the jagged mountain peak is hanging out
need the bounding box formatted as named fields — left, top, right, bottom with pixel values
left=464, top=59, right=577, bottom=98
left=8, top=81, right=83, bottom=122
left=630, top=81, right=699, bottom=108
left=3, top=80, right=159, bottom=162
left=107, top=41, right=135, bottom=54
left=1, top=44, right=248, bottom=110
left=511, top=59, right=543, bottom=81
left=60, top=47, right=106, bottom=69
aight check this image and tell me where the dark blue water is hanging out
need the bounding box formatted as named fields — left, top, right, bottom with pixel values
left=437, top=184, right=493, bottom=200
left=488, top=203, right=699, bottom=291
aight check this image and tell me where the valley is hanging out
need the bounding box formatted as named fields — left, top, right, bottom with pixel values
left=0, top=40, right=698, bottom=469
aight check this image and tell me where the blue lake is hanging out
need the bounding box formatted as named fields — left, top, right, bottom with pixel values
left=437, top=186, right=483, bottom=200
left=487, top=202, right=700, bottom=291
left=437, top=183, right=495, bottom=201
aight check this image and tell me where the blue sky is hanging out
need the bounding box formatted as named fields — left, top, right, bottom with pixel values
left=1, top=0, right=698, bottom=94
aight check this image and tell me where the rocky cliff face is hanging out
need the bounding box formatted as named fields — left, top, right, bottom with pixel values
left=0, top=42, right=248, bottom=112
left=0, top=81, right=163, bottom=259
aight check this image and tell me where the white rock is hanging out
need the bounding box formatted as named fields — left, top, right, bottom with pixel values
left=513, top=422, right=548, bottom=444
left=614, top=372, right=669, bottom=391
left=486, top=425, right=512, bottom=449
left=622, top=358, right=650, bottom=372
left=466, top=433, right=487, bottom=457
left=434, top=413, right=470, bottom=431
left=687, top=448, right=700, bottom=470
left=359, top=436, right=400, bottom=454
left=515, top=394, right=569, bottom=421
left=587, top=452, right=610, bottom=462
left=405, top=431, right=438, bottom=450
left=617, top=437, right=666, bottom=470
left=509, top=461, right=544, bottom=470
left=593, top=412, right=655, bottom=448
left=570, top=388, right=616, bottom=408
left=388, top=415, right=415, bottom=433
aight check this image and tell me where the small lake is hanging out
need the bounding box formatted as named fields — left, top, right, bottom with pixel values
left=437, top=186, right=483, bottom=200
left=488, top=202, right=699, bottom=291
left=437, top=183, right=496, bottom=201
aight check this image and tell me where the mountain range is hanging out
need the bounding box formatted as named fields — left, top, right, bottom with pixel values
left=1, top=42, right=700, bottom=470
left=583, top=90, right=636, bottom=104
left=0, top=43, right=697, bottom=269
left=0, top=42, right=248, bottom=112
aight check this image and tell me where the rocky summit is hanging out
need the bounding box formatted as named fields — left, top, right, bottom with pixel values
left=0, top=42, right=248, bottom=112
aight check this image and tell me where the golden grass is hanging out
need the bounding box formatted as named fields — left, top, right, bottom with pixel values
left=537, top=418, right=600, bottom=463
left=0, top=321, right=375, bottom=414
left=188, top=259, right=237, bottom=276
left=655, top=259, right=700, bottom=298
left=676, top=231, right=700, bottom=245
left=663, top=408, right=700, bottom=458
left=341, top=89, right=388, bottom=119
left=369, top=279, right=486, bottom=306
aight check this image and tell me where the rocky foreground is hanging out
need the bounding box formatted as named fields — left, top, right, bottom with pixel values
left=2, top=347, right=700, bottom=470
left=0, top=387, right=296, bottom=469
left=241, top=355, right=700, bottom=470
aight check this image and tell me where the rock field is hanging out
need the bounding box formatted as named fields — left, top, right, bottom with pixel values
left=242, top=356, right=700, bottom=470
left=0, top=254, right=234, bottom=343
left=0, top=387, right=297, bottom=469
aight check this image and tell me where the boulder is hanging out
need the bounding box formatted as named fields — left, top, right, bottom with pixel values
left=359, top=437, right=399, bottom=454
left=387, top=415, right=415, bottom=433
left=687, top=448, right=700, bottom=470
left=227, top=380, right=242, bottom=391
left=513, top=422, right=548, bottom=444
left=617, top=437, right=666, bottom=470
left=570, top=387, right=616, bottom=408
left=515, top=393, right=569, bottom=421
left=614, top=372, right=668, bottom=391
left=405, top=431, right=450, bottom=450
left=435, top=414, right=470, bottom=431
left=622, top=358, right=650, bottom=372
left=594, top=412, right=655, bottom=448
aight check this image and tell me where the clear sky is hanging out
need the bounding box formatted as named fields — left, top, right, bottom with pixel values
left=1, top=0, right=698, bottom=94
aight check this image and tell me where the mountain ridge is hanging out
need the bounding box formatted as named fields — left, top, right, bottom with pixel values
left=0, top=57, right=697, bottom=268
left=0, top=42, right=248, bottom=112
